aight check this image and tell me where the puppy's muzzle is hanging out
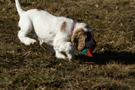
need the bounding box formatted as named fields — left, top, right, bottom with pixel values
left=85, top=39, right=96, bottom=52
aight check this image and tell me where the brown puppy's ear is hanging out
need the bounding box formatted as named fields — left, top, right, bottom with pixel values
left=71, top=29, right=87, bottom=51
left=60, top=21, right=66, bottom=33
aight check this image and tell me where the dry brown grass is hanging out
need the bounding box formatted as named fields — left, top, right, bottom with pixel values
left=0, top=0, right=135, bottom=89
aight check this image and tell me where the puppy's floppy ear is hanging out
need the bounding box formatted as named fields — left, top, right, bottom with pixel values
left=60, top=21, right=66, bottom=33
left=71, top=29, right=87, bottom=51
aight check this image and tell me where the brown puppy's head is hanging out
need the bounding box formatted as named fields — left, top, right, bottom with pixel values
left=71, top=23, right=96, bottom=51
left=71, top=29, right=87, bottom=51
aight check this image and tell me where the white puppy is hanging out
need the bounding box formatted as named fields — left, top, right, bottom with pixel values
left=15, top=0, right=96, bottom=61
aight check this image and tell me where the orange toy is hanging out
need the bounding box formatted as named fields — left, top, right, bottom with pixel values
left=81, top=48, right=92, bottom=57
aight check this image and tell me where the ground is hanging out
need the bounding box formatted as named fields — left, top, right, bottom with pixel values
left=0, top=0, right=135, bottom=89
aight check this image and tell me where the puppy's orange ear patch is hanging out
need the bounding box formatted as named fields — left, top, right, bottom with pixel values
left=71, top=29, right=87, bottom=51
left=60, top=22, right=66, bottom=33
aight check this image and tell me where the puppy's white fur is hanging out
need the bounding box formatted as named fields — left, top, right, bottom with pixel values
left=15, top=0, right=96, bottom=61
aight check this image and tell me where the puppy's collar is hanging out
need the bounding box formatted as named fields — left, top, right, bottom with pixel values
left=71, top=22, right=76, bottom=34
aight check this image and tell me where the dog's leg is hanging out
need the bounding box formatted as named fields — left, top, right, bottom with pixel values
left=54, top=41, right=74, bottom=61
left=39, top=39, right=55, bottom=54
left=18, top=18, right=36, bottom=45
left=66, top=49, right=75, bottom=61
left=65, top=42, right=75, bottom=61
left=55, top=50, right=66, bottom=59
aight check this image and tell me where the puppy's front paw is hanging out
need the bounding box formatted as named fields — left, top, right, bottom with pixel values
left=24, top=38, right=36, bottom=45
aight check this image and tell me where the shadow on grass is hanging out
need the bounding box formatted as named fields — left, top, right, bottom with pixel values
left=76, top=51, right=135, bottom=65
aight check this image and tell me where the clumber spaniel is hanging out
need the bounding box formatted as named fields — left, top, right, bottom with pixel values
left=15, top=0, right=96, bottom=61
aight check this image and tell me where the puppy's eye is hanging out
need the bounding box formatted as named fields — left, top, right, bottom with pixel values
left=74, top=39, right=78, bottom=43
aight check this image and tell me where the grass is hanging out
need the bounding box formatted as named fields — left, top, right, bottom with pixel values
left=0, top=0, right=135, bottom=89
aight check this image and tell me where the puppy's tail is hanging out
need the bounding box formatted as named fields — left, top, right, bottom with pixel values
left=15, top=0, right=25, bottom=17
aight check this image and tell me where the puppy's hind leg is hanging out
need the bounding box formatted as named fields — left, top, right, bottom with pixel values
left=18, top=18, right=36, bottom=45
